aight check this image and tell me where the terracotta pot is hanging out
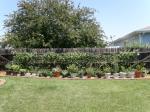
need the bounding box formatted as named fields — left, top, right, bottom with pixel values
left=135, top=70, right=142, bottom=78
left=53, top=72, right=61, bottom=77
left=87, top=73, right=92, bottom=78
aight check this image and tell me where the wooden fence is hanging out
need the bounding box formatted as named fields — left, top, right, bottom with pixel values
left=0, top=48, right=125, bottom=55
left=1, top=48, right=150, bottom=55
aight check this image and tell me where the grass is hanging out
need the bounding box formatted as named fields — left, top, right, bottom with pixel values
left=0, top=77, right=150, bottom=112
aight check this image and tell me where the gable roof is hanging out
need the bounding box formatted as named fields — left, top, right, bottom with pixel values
left=136, top=26, right=150, bottom=32
left=112, top=26, right=150, bottom=43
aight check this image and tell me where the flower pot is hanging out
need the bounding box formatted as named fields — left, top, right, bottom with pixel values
left=141, top=72, right=145, bottom=77
left=127, top=72, right=135, bottom=79
left=135, top=70, right=142, bottom=78
left=105, top=73, right=111, bottom=79
left=119, top=72, right=127, bottom=78
left=25, top=72, right=31, bottom=77
left=113, top=73, right=119, bottom=79
left=82, top=76, right=87, bottom=79
left=53, top=72, right=61, bottom=77
left=70, top=73, right=78, bottom=78
left=87, top=73, right=92, bottom=78
left=91, top=77, right=95, bottom=80
left=96, top=73, right=102, bottom=78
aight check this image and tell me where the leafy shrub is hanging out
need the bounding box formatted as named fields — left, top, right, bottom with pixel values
left=19, top=69, right=27, bottom=73
left=43, top=52, right=62, bottom=63
left=61, top=70, right=69, bottom=78
left=52, top=67, right=62, bottom=73
left=103, top=65, right=111, bottom=73
left=39, top=69, right=52, bottom=77
left=67, top=64, right=79, bottom=73
left=13, top=53, right=33, bottom=65
left=86, top=67, right=95, bottom=76
left=5, top=63, right=12, bottom=70
left=11, top=64, right=21, bottom=72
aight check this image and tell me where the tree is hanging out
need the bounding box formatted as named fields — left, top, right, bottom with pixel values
left=4, top=0, right=105, bottom=48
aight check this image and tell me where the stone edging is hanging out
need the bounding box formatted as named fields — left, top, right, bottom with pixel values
left=0, top=79, right=6, bottom=86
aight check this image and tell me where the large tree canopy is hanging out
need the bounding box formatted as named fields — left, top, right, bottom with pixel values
left=4, top=0, right=105, bottom=48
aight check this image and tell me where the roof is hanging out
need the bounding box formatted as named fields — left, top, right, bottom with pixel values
left=112, top=26, right=150, bottom=43
left=136, top=26, right=150, bottom=32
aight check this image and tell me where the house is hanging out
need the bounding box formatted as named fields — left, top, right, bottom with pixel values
left=110, top=26, right=150, bottom=47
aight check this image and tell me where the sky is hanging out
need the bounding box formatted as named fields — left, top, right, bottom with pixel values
left=0, top=0, right=150, bottom=41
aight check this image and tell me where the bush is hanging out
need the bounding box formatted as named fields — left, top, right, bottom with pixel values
left=86, top=67, right=95, bottom=77
left=11, top=64, right=21, bottom=72
left=67, top=64, right=79, bottom=73
left=43, top=52, right=62, bottom=64
left=13, top=53, right=33, bottom=65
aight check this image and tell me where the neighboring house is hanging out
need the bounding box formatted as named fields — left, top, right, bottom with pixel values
left=0, top=38, right=3, bottom=48
left=110, top=26, right=150, bottom=47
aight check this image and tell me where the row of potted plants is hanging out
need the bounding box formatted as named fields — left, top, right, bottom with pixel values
left=5, top=63, right=148, bottom=79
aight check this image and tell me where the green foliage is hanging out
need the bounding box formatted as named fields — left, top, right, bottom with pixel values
left=44, top=52, right=62, bottom=63
left=86, top=67, right=95, bottom=76
left=103, top=65, right=111, bottom=73
left=4, top=0, right=105, bottom=48
left=13, top=53, right=33, bottom=65
left=39, top=69, right=52, bottom=77
left=61, top=70, right=69, bottom=78
left=52, top=67, right=62, bottom=73
left=67, top=64, right=79, bottom=73
left=5, top=63, right=12, bottom=70
left=62, top=52, right=92, bottom=66
left=118, top=52, right=137, bottom=64
left=120, top=66, right=126, bottom=72
left=19, top=69, right=27, bottom=73
left=10, top=64, right=21, bottom=72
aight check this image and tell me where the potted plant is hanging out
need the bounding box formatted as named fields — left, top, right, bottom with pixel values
left=5, top=63, right=12, bottom=75
left=46, top=70, right=53, bottom=78
left=113, top=64, right=119, bottom=79
left=141, top=67, right=147, bottom=77
left=52, top=66, right=62, bottom=77
left=126, top=66, right=135, bottom=79
left=135, top=65, right=142, bottom=78
left=95, top=68, right=104, bottom=78
left=86, top=67, right=95, bottom=79
left=119, top=66, right=127, bottom=78
left=67, top=64, right=79, bottom=78
left=11, top=64, right=21, bottom=76
left=103, top=65, right=111, bottom=79
left=19, top=69, right=27, bottom=76
left=78, top=67, right=86, bottom=78
left=61, top=70, right=69, bottom=78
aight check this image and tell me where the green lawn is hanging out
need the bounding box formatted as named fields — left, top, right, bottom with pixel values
left=0, top=77, right=150, bottom=112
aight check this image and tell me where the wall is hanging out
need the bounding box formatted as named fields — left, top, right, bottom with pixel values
left=141, top=33, right=150, bottom=45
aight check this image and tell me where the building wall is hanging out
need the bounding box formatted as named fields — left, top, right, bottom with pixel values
left=112, top=34, right=140, bottom=47
left=141, top=33, right=150, bottom=45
